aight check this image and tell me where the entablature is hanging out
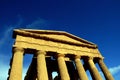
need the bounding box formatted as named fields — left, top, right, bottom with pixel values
left=13, top=34, right=103, bottom=58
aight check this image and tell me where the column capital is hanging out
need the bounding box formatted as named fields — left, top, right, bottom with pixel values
left=36, top=50, right=46, bottom=55
left=98, top=57, right=104, bottom=61
left=13, top=47, right=24, bottom=53
left=87, top=56, right=94, bottom=60
left=57, top=54, right=65, bottom=57
left=75, top=55, right=81, bottom=59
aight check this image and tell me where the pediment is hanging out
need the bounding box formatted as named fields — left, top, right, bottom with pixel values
left=13, top=29, right=97, bottom=48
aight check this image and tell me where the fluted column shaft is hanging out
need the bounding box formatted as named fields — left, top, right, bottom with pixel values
left=9, top=47, right=24, bottom=80
left=57, top=54, right=70, bottom=80
left=36, top=51, right=48, bottom=80
left=98, top=59, right=114, bottom=80
left=74, top=56, right=88, bottom=80
left=87, top=57, right=102, bottom=80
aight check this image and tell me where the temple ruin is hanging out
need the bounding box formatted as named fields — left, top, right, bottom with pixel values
left=8, top=29, right=114, bottom=80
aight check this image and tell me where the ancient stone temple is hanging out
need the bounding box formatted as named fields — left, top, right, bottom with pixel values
left=8, top=29, right=114, bottom=80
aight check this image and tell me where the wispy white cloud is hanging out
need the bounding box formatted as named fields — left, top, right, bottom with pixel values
left=0, top=15, right=23, bottom=46
left=0, top=54, right=10, bottom=80
left=0, top=56, right=28, bottom=80
left=0, top=26, right=14, bottom=46
left=0, top=17, right=50, bottom=47
left=99, top=65, right=120, bottom=80
left=26, top=18, right=49, bottom=29
left=86, top=64, right=120, bottom=80
left=0, top=64, right=9, bottom=80
left=109, top=65, right=120, bottom=75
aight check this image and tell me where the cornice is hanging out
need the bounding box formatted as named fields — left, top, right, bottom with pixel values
left=13, top=29, right=97, bottom=49
left=21, top=29, right=95, bottom=45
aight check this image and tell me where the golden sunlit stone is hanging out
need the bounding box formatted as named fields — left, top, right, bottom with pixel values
left=8, top=29, right=114, bottom=80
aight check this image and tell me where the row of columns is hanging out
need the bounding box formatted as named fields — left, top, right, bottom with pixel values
left=9, top=47, right=114, bottom=80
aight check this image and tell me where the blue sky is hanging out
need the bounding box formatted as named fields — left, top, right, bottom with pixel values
left=0, top=0, right=120, bottom=80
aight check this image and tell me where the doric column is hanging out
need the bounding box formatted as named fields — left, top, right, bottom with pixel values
left=98, top=58, right=114, bottom=80
left=74, top=56, right=88, bottom=80
left=57, top=54, right=70, bottom=80
left=87, top=57, right=102, bottom=80
left=9, top=47, right=24, bottom=80
left=36, top=50, right=48, bottom=80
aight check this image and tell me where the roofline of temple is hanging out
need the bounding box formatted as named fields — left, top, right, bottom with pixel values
left=13, top=29, right=98, bottom=48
